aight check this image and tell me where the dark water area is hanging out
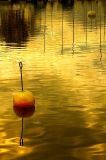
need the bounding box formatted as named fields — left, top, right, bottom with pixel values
left=0, top=0, right=106, bottom=159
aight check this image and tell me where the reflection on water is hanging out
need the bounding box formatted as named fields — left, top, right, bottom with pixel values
left=0, top=0, right=106, bottom=159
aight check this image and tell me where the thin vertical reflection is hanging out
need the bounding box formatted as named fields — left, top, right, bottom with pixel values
left=90, top=1, right=93, bottom=30
left=100, top=12, right=102, bottom=62
left=20, top=118, right=24, bottom=146
left=51, top=2, right=53, bottom=35
left=91, top=0, right=93, bottom=10
left=95, top=0, right=97, bottom=30
left=96, top=0, right=99, bottom=30
left=61, top=6, right=64, bottom=54
left=85, top=1, right=88, bottom=46
left=72, top=8, right=74, bottom=54
left=104, top=15, right=105, bottom=41
left=84, top=1, right=86, bottom=32
left=44, top=6, right=46, bottom=53
left=40, top=5, right=42, bottom=30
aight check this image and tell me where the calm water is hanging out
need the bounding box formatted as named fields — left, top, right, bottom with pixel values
left=0, top=0, right=106, bottom=159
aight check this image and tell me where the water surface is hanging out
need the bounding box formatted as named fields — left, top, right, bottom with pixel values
left=0, top=0, right=106, bottom=160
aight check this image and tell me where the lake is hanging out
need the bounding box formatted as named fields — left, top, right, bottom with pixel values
left=0, top=0, right=106, bottom=159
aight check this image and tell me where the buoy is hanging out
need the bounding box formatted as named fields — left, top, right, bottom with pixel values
left=13, top=62, right=35, bottom=118
left=13, top=91, right=35, bottom=118
left=88, top=10, right=96, bottom=19
left=13, top=62, right=35, bottom=146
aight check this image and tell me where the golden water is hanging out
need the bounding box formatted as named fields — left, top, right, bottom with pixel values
left=0, top=0, right=106, bottom=159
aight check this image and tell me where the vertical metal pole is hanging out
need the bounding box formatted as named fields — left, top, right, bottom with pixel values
left=61, top=6, right=64, bottom=54
left=51, top=3, right=53, bottom=35
left=20, top=118, right=24, bottom=146
left=100, top=13, right=102, bottom=62
left=72, top=8, right=74, bottom=54
left=44, top=6, right=46, bottom=53
left=19, top=62, right=24, bottom=146
left=104, top=15, right=105, bottom=41
left=85, top=1, right=88, bottom=46
left=19, top=62, right=23, bottom=92
left=91, top=1, right=93, bottom=30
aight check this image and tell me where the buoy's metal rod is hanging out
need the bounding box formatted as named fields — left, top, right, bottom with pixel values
left=20, top=118, right=24, bottom=146
left=100, top=14, right=102, bottom=62
left=104, top=15, right=105, bottom=40
left=61, top=7, right=63, bottom=54
left=72, top=8, right=74, bottom=54
left=100, top=14, right=101, bottom=52
left=19, top=62, right=23, bottom=92
left=51, top=4, right=53, bottom=35
left=44, top=7, right=46, bottom=53
left=86, top=1, right=88, bottom=46
left=19, top=62, right=24, bottom=146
